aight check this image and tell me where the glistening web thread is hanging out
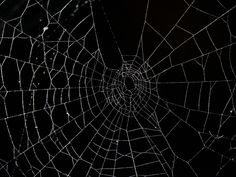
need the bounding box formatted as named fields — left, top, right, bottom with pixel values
left=0, top=0, right=236, bottom=176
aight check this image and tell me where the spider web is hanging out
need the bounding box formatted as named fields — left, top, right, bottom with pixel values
left=0, top=0, right=236, bottom=176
